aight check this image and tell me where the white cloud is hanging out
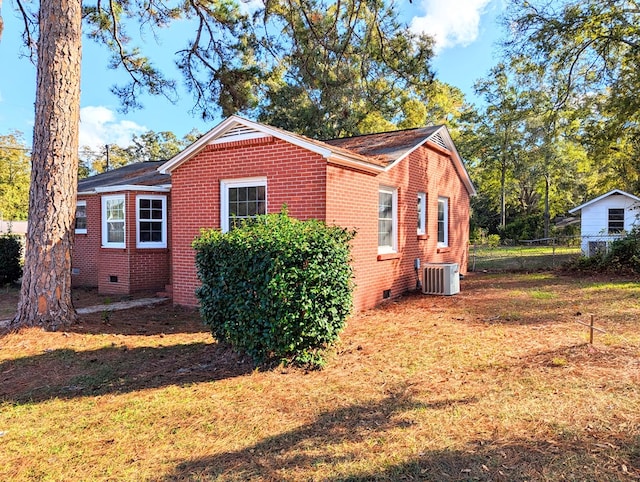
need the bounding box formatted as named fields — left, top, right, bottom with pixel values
left=238, top=0, right=264, bottom=15
left=79, top=106, right=147, bottom=150
left=410, top=0, right=493, bottom=53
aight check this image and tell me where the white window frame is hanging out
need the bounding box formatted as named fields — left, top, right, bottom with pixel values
left=220, top=177, right=267, bottom=232
left=378, top=186, right=398, bottom=254
left=437, top=196, right=449, bottom=247
left=75, top=200, right=87, bottom=234
left=608, top=208, right=625, bottom=234
left=102, top=194, right=126, bottom=249
left=136, top=195, right=167, bottom=248
left=417, top=192, right=427, bottom=236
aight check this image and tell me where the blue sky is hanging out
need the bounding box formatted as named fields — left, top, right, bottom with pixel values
left=0, top=0, right=504, bottom=150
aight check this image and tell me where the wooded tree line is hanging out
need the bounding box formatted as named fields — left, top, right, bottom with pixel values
left=459, top=0, right=640, bottom=242
left=2, top=0, right=639, bottom=327
left=0, top=132, right=30, bottom=222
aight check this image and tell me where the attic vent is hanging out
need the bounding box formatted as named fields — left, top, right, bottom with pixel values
left=430, top=132, right=449, bottom=151
left=212, top=125, right=268, bottom=144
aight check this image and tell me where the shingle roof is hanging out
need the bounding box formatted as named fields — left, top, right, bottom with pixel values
left=268, top=124, right=390, bottom=167
left=82, top=117, right=475, bottom=196
left=324, top=126, right=442, bottom=164
left=78, top=161, right=170, bottom=192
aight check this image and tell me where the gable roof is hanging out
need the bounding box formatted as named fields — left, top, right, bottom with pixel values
left=324, top=126, right=442, bottom=162
left=325, top=125, right=475, bottom=195
left=158, top=115, right=387, bottom=175
left=78, top=161, right=170, bottom=194
left=158, top=116, right=476, bottom=195
left=568, top=189, right=640, bottom=214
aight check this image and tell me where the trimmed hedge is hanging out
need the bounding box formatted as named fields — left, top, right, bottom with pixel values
left=193, top=211, right=355, bottom=368
left=0, top=233, right=23, bottom=285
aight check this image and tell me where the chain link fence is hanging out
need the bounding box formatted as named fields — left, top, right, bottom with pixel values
left=468, top=235, right=620, bottom=272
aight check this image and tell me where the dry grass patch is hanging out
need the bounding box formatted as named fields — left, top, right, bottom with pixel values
left=1, top=273, right=639, bottom=481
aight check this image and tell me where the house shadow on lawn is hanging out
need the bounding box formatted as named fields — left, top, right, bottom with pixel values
left=161, top=387, right=639, bottom=481
left=160, top=392, right=486, bottom=481
left=0, top=341, right=253, bottom=404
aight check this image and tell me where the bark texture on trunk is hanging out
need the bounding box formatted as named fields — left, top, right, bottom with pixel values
left=11, top=0, right=82, bottom=330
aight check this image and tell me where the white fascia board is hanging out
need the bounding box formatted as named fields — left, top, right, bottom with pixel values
left=569, top=189, right=640, bottom=214
left=158, top=116, right=245, bottom=174
left=383, top=125, right=477, bottom=196
left=158, top=115, right=336, bottom=173
left=94, top=185, right=171, bottom=193
left=159, top=115, right=383, bottom=174
left=326, top=154, right=384, bottom=174
left=440, top=127, right=477, bottom=197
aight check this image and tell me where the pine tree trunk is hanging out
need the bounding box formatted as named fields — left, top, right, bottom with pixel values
left=11, top=0, right=82, bottom=330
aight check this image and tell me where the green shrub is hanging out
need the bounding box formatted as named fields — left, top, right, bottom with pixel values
left=487, top=234, right=500, bottom=248
left=606, top=227, right=640, bottom=273
left=569, top=227, right=640, bottom=273
left=193, top=210, right=355, bottom=368
left=0, top=233, right=23, bottom=285
left=500, top=214, right=544, bottom=242
left=570, top=253, right=605, bottom=272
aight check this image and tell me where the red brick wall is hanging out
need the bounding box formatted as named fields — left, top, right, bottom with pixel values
left=170, top=136, right=327, bottom=306
left=72, top=190, right=171, bottom=295
left=72, top=195, right=101, bottom=288
left=327, top=141, right=470, bottom=311
left=170, top=136, right=470, bottom=310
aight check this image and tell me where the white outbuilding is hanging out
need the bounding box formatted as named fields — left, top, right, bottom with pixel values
left=569, top=189, right=640, bottom=256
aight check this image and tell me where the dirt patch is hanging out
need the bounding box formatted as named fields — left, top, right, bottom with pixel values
left=0, top=284, right=164, bottom=320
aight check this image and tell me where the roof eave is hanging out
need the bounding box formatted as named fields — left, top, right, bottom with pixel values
left=327, top=154, right=385, bottom=174
left=383, top=125, right=476, bottom=196
left=569, top=189, right=640, bottom=214
left=158, top=115, right=337, bottom=174
left=91, top=185, right=171, bottom=194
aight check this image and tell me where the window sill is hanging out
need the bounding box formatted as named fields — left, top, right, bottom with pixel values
left=377, top=252, right=400, bottom=261
left=417, top=234, right=429, bottom=241
left=437, top=247, right=451, bottom=253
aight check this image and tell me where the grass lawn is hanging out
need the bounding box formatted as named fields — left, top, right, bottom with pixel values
left=1, top=272, right=639, bottom=481
left=469, top=244, right=582, bottom=272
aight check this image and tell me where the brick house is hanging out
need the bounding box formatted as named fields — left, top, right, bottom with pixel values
left=73, top=161, right=172, bottom=295
left=73, top=116, right=475, bottom=311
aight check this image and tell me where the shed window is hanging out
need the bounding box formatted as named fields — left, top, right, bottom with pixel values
left=608, top=208, right=624, bottom=234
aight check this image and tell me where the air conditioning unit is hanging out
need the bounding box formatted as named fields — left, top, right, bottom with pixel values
left=423, top=263, right=460, bottom=295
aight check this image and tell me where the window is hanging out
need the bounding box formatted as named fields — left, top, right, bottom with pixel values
left=437, top=197, right=449, bottom=247
left=608, top=208, right=624, bottom=234
left=221, top=178, right=267, bottom=232
left=137, top=195, right=167, bottom=248
left=378, top=186, right=398, bottom=253
left=75, top=201, right=87, bottom=234
left=102, top=195, right=125, bottom=248
left=417, top=192, right=427, bottom=235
